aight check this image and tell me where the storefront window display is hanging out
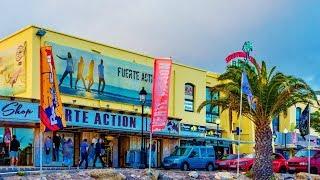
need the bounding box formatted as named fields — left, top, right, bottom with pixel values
left=0, top=127, right=34, bottom=166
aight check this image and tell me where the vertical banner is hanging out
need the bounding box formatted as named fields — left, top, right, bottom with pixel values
left=40, top=47, right=66, bottom=131
left=151, top=58, right=172, bottom=132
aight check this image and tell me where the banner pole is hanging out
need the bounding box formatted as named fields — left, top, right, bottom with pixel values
left=308, top=105, right=311, bottom=178
left=148, top=131, right=152, bottom=173
left=40, top=131, right=43, bottom=177
left=237, top=72, right=243, bottom=177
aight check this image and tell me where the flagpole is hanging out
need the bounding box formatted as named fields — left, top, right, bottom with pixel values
left=308, top=105, right=311, bottom=178
left=40, top=131, right=43, bottom=176
left=148, top=131, right=152, bottom=173
left=237, top=72, right=243, bottom=177
left=237, top=42, right=252, bottom=177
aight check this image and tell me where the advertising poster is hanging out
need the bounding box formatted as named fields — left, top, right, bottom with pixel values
left=151, top=58, right=172, bottom=132
left=40, top=47, right=66, bottom=131
left=48, top=42, right=153, bottom=106
left=0, top=42, right=26, bottom=96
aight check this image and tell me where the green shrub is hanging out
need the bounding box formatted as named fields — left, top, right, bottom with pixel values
left=17, top=171, right=26, bottom=176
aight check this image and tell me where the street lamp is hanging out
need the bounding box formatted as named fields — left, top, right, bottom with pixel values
left=139, top=87, right=147, bottom=168
left=216, top=118, right=221, bottom=138
left=283, top=128, right=288, bottom=149
left=216, top=118, right=221, bottom=147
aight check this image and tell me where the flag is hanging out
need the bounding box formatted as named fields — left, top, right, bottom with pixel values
left=299, top=104, right=310, bottom=140
left=241, top=72, right=256, bottom=110
left=40, top=47, right=66, bottom=132
left=151, top=58, right=172, bottom=132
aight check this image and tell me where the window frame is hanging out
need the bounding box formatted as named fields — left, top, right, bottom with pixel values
left=184, top=83, right=195, bottom=112
left=205, top=87, right=220, bottom=123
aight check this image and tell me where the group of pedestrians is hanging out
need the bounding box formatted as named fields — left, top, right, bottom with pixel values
left=44, top=134, right=74, bottom=167
left=79, top=138, right=106, bottom=169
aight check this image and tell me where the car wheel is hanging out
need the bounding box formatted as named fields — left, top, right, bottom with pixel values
left=279, top=166, right=286, bottom=173
left=311, top=167, right=318, bottom=174
left=181, top=162, right=189, bottom=171
left=207, top=163, right=214, bottom=171
left=288, top=170, right=295, bottom=174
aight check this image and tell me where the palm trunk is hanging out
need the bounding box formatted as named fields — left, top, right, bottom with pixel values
left=229, top=109, right=233, bottom=132
left=253, top=122, right=273, bottom=179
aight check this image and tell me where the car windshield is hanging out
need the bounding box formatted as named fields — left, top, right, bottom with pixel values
left=295, top=150, right=318, bottom=157
left=171, top=147, right=191, bottom=156
left=243, top=154, right=255, bottom=158
left=222, top=154, right=238, bottom=160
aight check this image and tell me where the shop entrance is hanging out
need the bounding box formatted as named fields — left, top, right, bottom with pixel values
left=42, top=131, right=75, bottom=167
left=146, top=139, right=162, bottom=168
left=0, top=127, right=34, bottom=166
left=118, top=136, right=129, bottom=168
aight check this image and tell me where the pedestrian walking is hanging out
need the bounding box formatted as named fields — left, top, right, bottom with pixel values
left=63, top=138, right=73, bottom=168
left=53, top=134, right=61, bottom=161
left=10, top=135, right=20, bottom=166
left=44, top=136, right=53, bottom=164
left=79, top=139, right=89, bottom=169
left=93, top=138, right=105, bottom=168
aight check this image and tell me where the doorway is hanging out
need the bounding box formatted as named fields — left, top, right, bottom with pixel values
left=118, top=136, right=130, bottom=167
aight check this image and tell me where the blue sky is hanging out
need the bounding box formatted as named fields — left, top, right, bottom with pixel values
left=1, top=0, right=319, bottom=89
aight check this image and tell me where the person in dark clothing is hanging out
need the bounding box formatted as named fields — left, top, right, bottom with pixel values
left=10, top=135, right=20, bottom=166
left=53, top=134, right=61, bottom=161
left=93, top=139, right=105, bottom=168
left=79, top=139, right=89, bottom=169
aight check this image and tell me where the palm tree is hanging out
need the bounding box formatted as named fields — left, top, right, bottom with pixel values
left=198, top=61, right=317, bottom=179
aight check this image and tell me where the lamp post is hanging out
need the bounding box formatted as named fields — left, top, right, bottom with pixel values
left=283, top=128, right=288, bottom=149
left=216, top=118, right=221, bottom=147
left=139, top=87, right=147, bottom=168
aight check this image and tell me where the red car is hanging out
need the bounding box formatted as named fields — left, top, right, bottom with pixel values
left=229, top=153, right=287, bottom=173
left=288, top=149, right=320, bottom=174
left=215, top=154, right=245, bottom=170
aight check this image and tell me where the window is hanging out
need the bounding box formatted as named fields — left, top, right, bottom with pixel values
left=200, top=148, right=207, bottom=157
left=206, top=87, right=219, bottom=123
left=272, top=115, right=280, bottom=133
left=296, top=107, right=302, bottom=128
left=184, top=83, right=195, bottom=112
left=207, top=148, right=214, bottom=157
left=191, top=148, right=200, bottom=158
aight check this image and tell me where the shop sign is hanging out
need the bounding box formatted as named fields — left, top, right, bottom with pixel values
left=0, top=100, right=179, bottom=135
left=0, top=100, right=39, bottom=122
left=48, top=42, right=153, bottom=106
left=159, top=120, right=179, bottom=134
left=65, top=107, right=141, bottom=131
left=180, top=123, right=206, bottom=137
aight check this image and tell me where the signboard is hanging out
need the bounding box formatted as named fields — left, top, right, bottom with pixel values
left=0, top=100, right=39, bottom=122
left=48, top=42, right=153, bottom=106
left=0, top=42, right=26, bottom=96
left=151, top=58, right=172, bottom=132
left=225, top=51, right=259, bottom=72
left=180, top=123, right=206, bottom=137
left=0, top=100, right=179, bottom=135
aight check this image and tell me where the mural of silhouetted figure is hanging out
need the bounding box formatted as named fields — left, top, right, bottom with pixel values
left=98, top=59, right=105, bottom=94
left=86, top=60, right=94, bottom=92
left=57, top=52, right=74, bottom=88
left=75, top=56, right=87, bottom=90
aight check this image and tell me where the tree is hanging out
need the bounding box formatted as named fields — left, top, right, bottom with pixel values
left=198, top=61, right=317, bottom=179
left=311, top=110, right=320, bottom=133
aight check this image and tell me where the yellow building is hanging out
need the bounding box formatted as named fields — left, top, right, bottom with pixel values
left=0, top=25, right=265, bottom=168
